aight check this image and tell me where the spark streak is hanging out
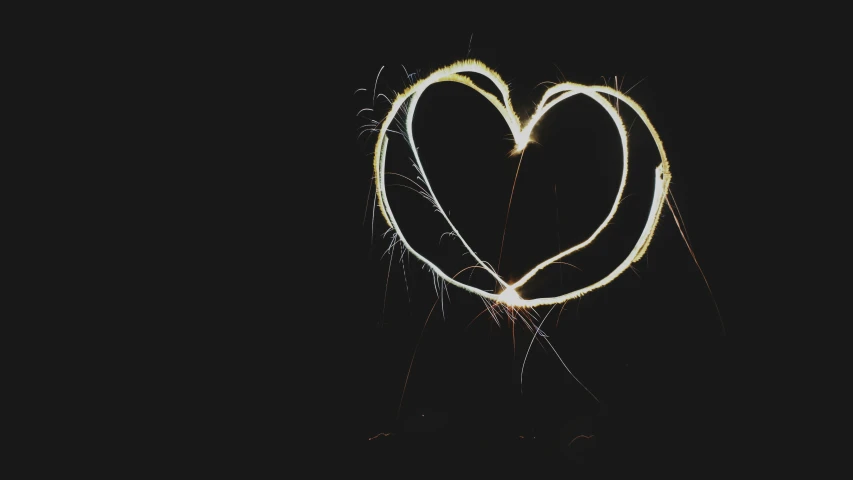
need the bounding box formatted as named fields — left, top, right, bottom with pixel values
left=372, top=59, right=672, bottom=308
left=568, top=434, right=594, bottom=448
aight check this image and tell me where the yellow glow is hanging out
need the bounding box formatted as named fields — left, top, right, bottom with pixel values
left=497, top=286, right=522, bottom=306
left=372, top=59, right=671, bottom=307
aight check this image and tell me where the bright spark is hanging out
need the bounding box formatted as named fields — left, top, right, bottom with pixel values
left=372, top=59, right=672, bottom=308
left=497, top=286, right=521, bottom=305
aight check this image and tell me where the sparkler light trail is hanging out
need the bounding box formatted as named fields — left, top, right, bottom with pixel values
left=372, top=59, right=672, bottom=308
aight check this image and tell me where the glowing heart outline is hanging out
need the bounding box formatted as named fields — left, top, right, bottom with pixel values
left=373, top=60, right=671, bottom=307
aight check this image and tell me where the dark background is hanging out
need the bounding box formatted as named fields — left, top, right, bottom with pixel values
left=169, top=30, right=796, bottom=473
left=342, top=34, right=753, bottom=470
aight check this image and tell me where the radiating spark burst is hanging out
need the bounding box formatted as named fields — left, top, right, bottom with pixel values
left=371, top=59, right=672, bottom=308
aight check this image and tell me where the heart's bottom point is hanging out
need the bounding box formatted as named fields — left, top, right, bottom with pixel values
left=497, top=286, right=522, bottom=307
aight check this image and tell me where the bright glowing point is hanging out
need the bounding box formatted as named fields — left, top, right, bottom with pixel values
left=497, top=287, right=522, bottom=307
left=372, top=59, right=672, bottom=308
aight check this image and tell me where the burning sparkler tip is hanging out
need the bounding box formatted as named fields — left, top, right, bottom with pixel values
left=497, top=286, right=523, bottom=306
left=514, top=136, right=530, bottom=153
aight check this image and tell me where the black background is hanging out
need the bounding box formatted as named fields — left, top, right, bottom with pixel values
left=168, top=29, right=798, bottom=473
left=347, top=36, right=745, bottom=469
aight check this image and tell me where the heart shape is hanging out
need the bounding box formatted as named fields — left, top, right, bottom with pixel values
left=373, top=60, right=671, bottom=307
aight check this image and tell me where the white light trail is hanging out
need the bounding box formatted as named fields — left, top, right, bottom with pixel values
left=372, top=59, right=672, bottom=308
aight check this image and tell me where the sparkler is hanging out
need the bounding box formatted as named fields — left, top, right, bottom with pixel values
left=372, top=59, right=672, bottom=308
left=361, top=59, right=721, bottom=443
